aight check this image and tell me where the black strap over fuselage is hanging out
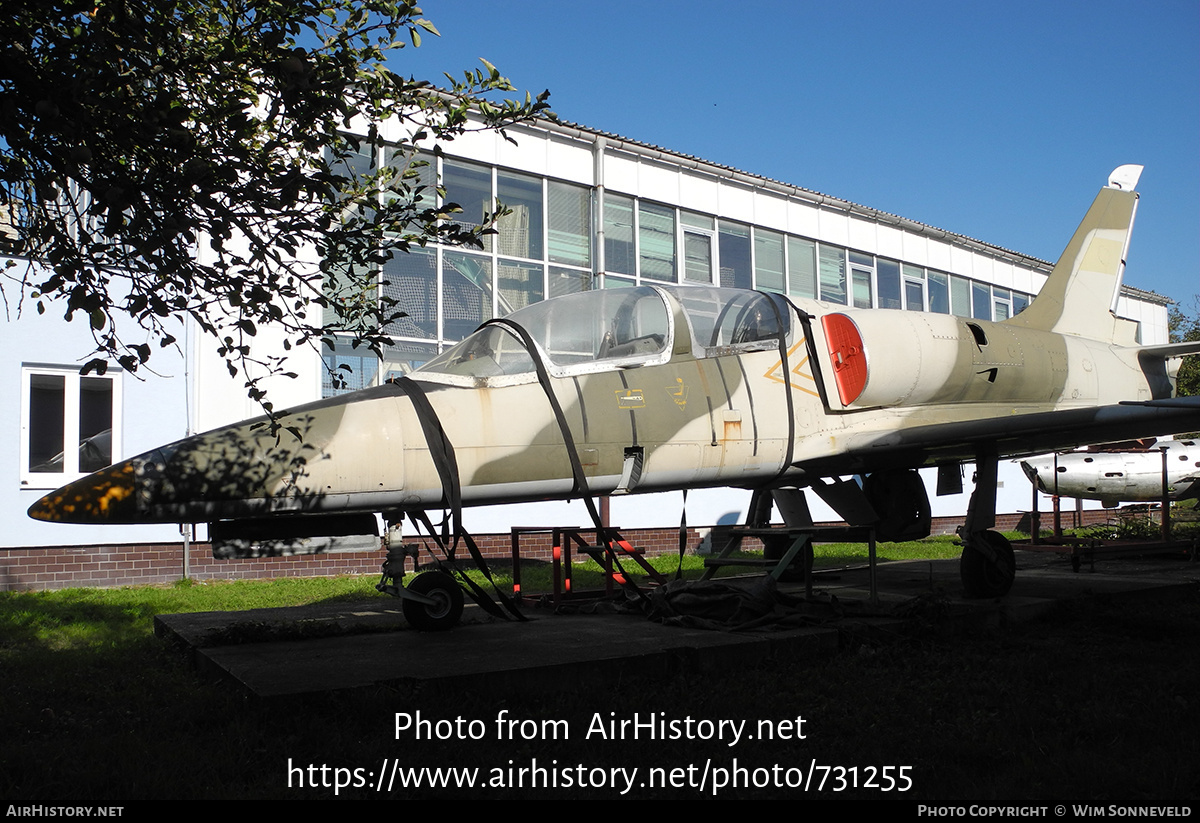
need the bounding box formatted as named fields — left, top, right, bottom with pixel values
left=389, top=376, right=525, bottom=621
left=482, top=316, right=649, bottom=606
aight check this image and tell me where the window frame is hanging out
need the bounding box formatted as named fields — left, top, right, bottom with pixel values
left=902, top=264, right=926, bottom=311
left=20, top=365, right=123, bottom=489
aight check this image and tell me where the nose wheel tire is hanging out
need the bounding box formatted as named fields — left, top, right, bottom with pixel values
left=960, top=530, right=1016, bottom=598
left=402, top=571, right=465, bottom=631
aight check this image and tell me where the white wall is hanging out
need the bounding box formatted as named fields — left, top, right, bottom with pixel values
left=0, top=258, right=190, bottom=547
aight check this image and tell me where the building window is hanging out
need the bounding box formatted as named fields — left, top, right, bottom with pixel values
left=928, top=271, right=950, bottom=314
left=681, top=211, right=714, bottom=284
left=550, top=265, right=592, bottom=298
left=818, top=244, right=847, bottom=304
left=603, top=192, right=635, bottom=275
left=496, top=170, right=544, bottom=260
left=442, top=251, right=494, bottom=340
left=639, top=201, right=676, bottom=281
left=754, top=228, right=785, bottom=293
left=876, top=258, right=902, bottom=309
left=993, top=287, right=1012, bottom=321
left=682, top=231, right=713, bottom=283
left=548, top=181, right=592, bottom=268
left=443, top=159, right=494, bottom=251
left=849, top=252, right=874, bottom=309
left=381, top=246, right=438, bottom=340
left=950, top=275, right=972, bottom=317
left=1013, top=291, right=1030, bottom=316
left=21, top=367, right=121, bottom=488
left=718, top=220, right=751, bottom=289
left=902, top=264, right=925, bottom=311
left=497, top=258, right=544, bottom=315
left=787, top=237, right=817, bottom=298
left=322, top=146, right=599, bottom=397
left=321, top=341, right=380, bottom=397
left=972, top=281, right=993, bottom=321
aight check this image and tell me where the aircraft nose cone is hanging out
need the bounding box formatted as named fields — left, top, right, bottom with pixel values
left=27, top=461, right=140, bottom=523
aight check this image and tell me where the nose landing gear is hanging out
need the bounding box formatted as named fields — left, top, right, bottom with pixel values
left=400, top=570, right=465, bottom=631
left=377, top=542, right=466, bottom=631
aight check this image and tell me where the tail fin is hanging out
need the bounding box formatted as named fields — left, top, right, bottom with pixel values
left=1008, top=164, right=1142, bottom=344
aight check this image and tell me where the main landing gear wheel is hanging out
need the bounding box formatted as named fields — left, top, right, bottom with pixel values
left=959, top=530, right=1016, bottom=599
left=402, top=571, right=465, bottom=631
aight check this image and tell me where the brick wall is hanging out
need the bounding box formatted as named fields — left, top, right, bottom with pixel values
left=0, top=509, right=1119, bottom=592
left=0, top=542, right=395, bottom=592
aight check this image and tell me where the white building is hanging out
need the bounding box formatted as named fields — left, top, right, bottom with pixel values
left=3, top=115, right=1173, bottom=549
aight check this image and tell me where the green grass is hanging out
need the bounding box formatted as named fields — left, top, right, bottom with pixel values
left=0, top=535, right=964, bottom=653
left=1, top=576, right=383, bottom=651
left=0, top=532, right=1003, bottom=655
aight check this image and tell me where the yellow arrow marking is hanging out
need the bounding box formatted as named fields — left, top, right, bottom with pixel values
left=765, top=339, right=821, bottom=397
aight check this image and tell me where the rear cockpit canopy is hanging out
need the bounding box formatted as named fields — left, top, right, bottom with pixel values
left=416, top=286, right=787, bottom=385
left=672, top=287, right=786, bottom=355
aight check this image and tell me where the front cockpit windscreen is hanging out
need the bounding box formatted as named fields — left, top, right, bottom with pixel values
left=416, top=287, right=671, bottom=381
left=415, top=324, right=538, bottom=379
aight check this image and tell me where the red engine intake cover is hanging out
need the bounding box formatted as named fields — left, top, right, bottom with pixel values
left=821, top=314, right=867, bottom=405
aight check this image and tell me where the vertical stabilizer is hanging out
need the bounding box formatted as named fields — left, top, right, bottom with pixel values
left=1007, top=165, right=1142, bottom=344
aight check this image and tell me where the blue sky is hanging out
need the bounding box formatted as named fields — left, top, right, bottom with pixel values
left=395, top=0, right=1199, bottom=310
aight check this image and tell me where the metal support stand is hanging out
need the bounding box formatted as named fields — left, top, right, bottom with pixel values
left=507, top=526, right=668, bottom=607
left=700, top=486, right=881, bottom=605
left=1161, top=446, right=1172, bottom=542
left=702, top=524, right=878, bottom=606
left=1031, top=484, right=1041, bottom=545
left=508, top=526, right=560, bottom=600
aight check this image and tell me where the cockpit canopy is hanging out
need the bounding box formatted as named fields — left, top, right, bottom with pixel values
left=416, top=285, right=788, bottom=384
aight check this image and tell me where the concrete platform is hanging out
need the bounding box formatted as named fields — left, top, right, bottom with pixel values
left=154, top=547, right=1200, bottom=699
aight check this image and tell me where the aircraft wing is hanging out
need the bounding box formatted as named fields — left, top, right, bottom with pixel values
left=794, top=397, right=1200, bottom=477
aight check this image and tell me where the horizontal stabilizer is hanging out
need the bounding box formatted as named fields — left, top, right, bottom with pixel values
left=1135, top=341, right=1200, bottom=361
left=1136, top=343, right=1200, bottom=401
left=1120, top=397, right=1200, bottom=409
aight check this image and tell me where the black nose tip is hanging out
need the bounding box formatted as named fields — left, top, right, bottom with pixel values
left=27, top=462, right=139, bottom=523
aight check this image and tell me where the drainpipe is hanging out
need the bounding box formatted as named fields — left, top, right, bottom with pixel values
left=594, top=134, right=609, bottom=531
left=593, top=135, right=605, bottom=288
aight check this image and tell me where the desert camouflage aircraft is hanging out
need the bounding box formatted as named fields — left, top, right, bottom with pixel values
left=29, top=165, right=1200, bottom=627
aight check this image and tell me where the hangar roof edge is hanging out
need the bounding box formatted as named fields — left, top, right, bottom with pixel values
left=525, top=116, right=1168, bottom=305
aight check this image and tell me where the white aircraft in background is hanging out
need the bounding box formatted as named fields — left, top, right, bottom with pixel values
left=1021, top=439, right=1200, bottom=508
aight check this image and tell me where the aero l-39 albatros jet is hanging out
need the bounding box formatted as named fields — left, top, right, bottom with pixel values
left=29, top=165, right=1200, bottom=628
